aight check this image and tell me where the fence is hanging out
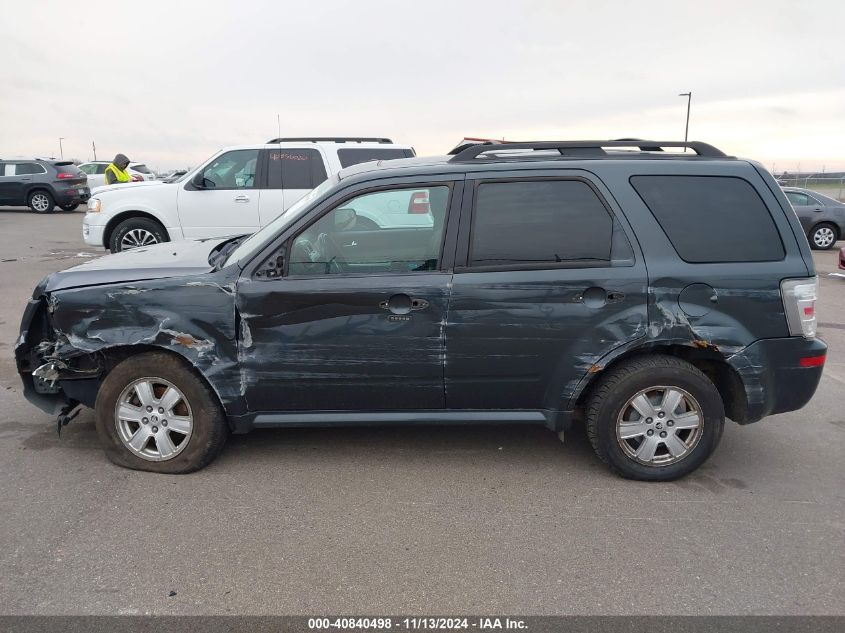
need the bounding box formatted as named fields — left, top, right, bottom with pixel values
left=775, top=175, right=845, bottom=201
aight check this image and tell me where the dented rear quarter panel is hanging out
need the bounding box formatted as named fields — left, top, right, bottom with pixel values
left=574, top=160, right=814, bottom=416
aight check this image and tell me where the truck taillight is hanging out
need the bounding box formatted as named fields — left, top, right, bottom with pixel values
left=408, top=191, right=430, bottom=214
left=781, top=277, right=818, bottom=338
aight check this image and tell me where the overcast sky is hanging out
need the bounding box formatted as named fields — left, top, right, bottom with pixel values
left=2, top=0, right=844, bottom=172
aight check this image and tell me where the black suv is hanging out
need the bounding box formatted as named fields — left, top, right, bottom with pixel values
left=15, top=140, right=826, bottom=480
left=0, top=158, right=90, bottom=213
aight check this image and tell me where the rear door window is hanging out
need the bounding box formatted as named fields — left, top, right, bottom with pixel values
left=267, top=149, right=328, bottom=189
left=468, top=179, right=621, bottom=268
left=337, top=148, right=414, bottom=168
left=785, top=191, right=814, bottom=206
left=631, top=175, right=784, bottom=263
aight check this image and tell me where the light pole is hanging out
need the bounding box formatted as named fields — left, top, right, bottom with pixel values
left=58, top=137, right=65, bottom=159
left=678, top=92, right=691, bottom=151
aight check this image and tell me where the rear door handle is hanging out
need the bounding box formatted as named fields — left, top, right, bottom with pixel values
left=234, top=194, right=250, bottom=203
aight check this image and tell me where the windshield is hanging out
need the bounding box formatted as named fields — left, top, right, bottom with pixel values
left=225, top=176, right=338, bottom=265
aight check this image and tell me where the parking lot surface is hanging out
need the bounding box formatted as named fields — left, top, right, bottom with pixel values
left=0, top=208, right=843, bottom=615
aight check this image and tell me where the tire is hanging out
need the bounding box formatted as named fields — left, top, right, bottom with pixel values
left=94, top=351, right=228, bottom=473
left=109, top=217, right=168, bottom=252
left=27, top=190, right=54, bottom=214
left=808, top=223, right=838, bottom=250
left=59, top=203, right=79, bottom=212
left=585, top=355, right=725, bottom=481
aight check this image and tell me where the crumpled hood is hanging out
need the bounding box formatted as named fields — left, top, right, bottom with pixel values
left=39, top=238, right=226, bottom=293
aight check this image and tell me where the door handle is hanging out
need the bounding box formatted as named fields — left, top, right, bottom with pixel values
left=342, top=240, right=357, bottom=247
left=379, top=294, right=429, bottom=314
left=234, top=194, right=250, bottom=203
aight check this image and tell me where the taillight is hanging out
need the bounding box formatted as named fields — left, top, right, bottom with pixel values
left=56, top=172, right=76, bottom=179
left=799, top=354, right=826, bottom=368
left=781, top=277, right=818, bottom=338
left=408, top=191, right=430, bottom=214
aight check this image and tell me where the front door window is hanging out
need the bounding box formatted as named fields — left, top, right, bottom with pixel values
left=287, top=185, right=449, bottom=276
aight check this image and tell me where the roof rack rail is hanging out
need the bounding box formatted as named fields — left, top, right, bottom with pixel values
left=266, top=137, right=393, bottom=144
left=448, top=140, right=727, bottom=162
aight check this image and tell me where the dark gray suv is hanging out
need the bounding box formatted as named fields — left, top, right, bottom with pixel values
left=15, top=140, right=826, bottom=480
left=0, top=158, right=90, bottom=213
left=783, top=186, right=845, bottom=250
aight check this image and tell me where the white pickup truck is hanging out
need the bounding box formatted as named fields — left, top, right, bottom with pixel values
left=83, top=138, right=421, bottom=252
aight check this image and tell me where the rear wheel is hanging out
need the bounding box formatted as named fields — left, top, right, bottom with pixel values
left=809, top=223, right=838, bottom=250
left=585, top=356, right=725, bottom=481
left=109, top=217, right=168, bottom=252
left=95, top=352, right=228, bottom=473
left=27, top=190, right=54, bottom=214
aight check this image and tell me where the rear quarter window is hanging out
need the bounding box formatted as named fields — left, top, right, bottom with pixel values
left=267, top=149, right=328, bottom=189
left=630, top=175, right=785, bottom=263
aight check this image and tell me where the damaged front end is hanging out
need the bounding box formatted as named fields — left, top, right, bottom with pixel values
left=15, top=292, right=102, bottom=417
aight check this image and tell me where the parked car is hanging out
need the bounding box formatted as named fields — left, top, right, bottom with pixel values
left=83, top=138, right=416, bottom=252
left=16, top=140, right=826, bottom=480
left=78, top=161, right=155, bottom=188
left=161, top=169, right=188, bottom=183
left=839, top=245, right=845, bottom=270
left=782, top=186, right=845, bottom=250
left=0, top=158, right=90, bottom=213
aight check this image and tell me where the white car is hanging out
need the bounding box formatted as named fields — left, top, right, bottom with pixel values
left=78, top=161, right=155, bottom=188
left=83, top=138, right=418, bottom=252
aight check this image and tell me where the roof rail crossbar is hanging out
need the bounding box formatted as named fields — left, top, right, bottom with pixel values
left=448, top=140, right=726, bottom=162
left=266, top=137, right=393, bottom=144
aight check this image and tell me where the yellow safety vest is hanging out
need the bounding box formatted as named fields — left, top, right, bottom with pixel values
left=105, top=163, right=131, bottom=184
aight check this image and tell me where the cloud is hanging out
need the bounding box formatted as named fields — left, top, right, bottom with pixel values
left=1, top=0, right=843, bottom=170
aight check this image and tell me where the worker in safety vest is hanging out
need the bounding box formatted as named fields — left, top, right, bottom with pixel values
left=104, top=154, right=131, bottom=185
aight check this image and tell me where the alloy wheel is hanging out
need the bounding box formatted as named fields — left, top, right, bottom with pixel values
left=616, top=386, right=703, bottom=466
left=813, top=227, right=835, bottom=248
left=114, top=377, right=193, bottom=461
left=120, top=228, right=159, bottom=250
left=30, top=193, right=50, bottom=212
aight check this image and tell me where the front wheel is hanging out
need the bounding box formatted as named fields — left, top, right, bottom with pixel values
left=95, top=352, right=228, bottom=473
left=809, top=223, right=838, bottom=250
left=109, top=217, right=168, bottom=252
left=585, top=356, right=725, bottom=481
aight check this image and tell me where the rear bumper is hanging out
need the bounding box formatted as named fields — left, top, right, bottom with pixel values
left=727, top=336, right=827, bottom=424
left=55, top=189, right=90, bottom=205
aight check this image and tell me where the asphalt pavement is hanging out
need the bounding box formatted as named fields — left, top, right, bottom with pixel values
left=0, top=207, right=843, bottom=615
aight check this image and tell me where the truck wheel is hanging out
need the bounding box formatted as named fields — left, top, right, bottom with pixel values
left=95, top=351, right=228, bottom=473
left=109, top=217, right=167, bottom=252
left=585, top=356, right=725, bottom=481
left=809, top=223, right=838, bottom=250
left=28, top=190, right=55, bottom=214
